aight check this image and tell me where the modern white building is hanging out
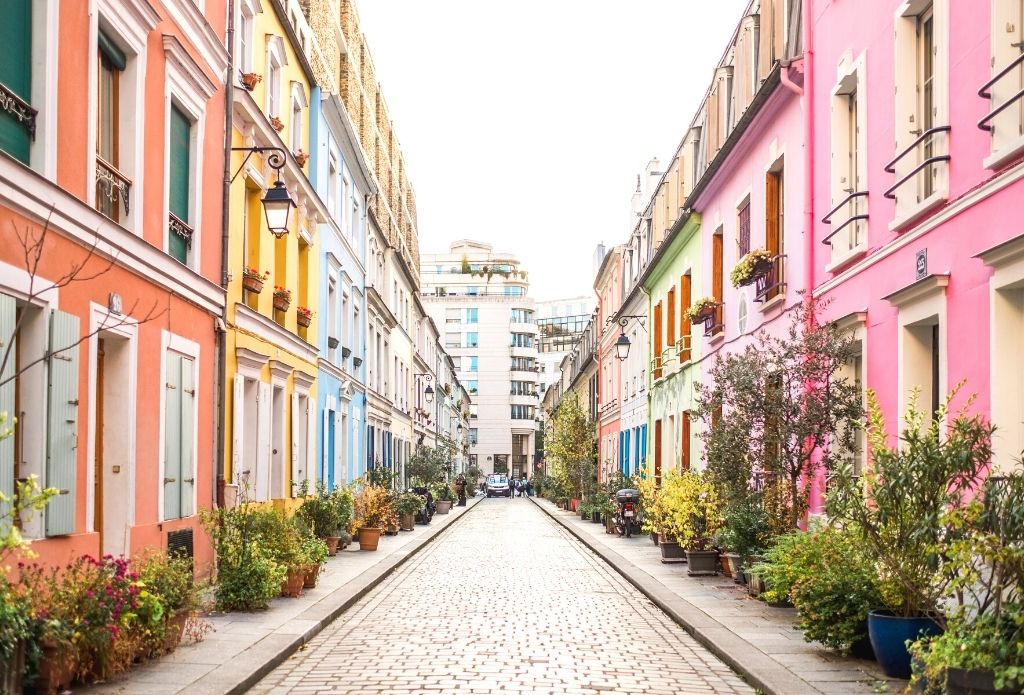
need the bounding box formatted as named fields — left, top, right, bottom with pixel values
left=420, top=240, right=538, bottom=478
left=535, top=295, right=596, bottom=395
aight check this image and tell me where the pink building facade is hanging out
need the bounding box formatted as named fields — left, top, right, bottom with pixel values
left=595, top=247, right=624, bottom=483
left=809, top=0, right=1024, bottom=483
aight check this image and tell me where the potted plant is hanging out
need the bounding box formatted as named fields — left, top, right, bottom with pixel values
left=730, top=248, right=775, bottom=288
left=828, top=387, right=994, bottom=679
left=684, top=297, right=718, bottom=323
left=395, top=492, right=425, bottom=531
left=242, top=267, right=269, bottom=294
left=0, top=580, right=31, bottom=694
left=327, top=336, right=340, bottom=350
left=296, top=305, right=313, bottom=328
left=239, top=71, right=262, bottom=90
left=272, top=286, right=292, bottom=312
left=294, top=149, right=309, bottom=167
left=353, top=356, right=363, bottom=368
left=134, top=550, right=203, bottom=655
left=354, top=484, right=393, bottom=551
left=200, top=504, right=288, bottom=612
left=662, top=469, right=723, bottom=575
left=434, top=484, right=455, bottom=514
left=300, top=535, right=329, bottom=588
left=270, top=115, right=285, bottom=132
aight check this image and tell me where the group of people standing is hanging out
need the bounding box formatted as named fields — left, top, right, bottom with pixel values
left=509, top=477, right=533, bottom=498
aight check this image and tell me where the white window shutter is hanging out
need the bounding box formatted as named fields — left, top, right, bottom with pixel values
left=0, top=294, right=15, bottom=531
left=333, top=410, right=343, bottom=487
left=163, top=352, right=183, bottom=520
left=232, top=374, right=244, bottom=479
left=180, top=356, right=195, bottom=517
left=306, top=396, right=315, bottom=487
left=256, top=381, right=271, bottom=501
left=290, top=391, right=300, bottom=488
left=46, top=310, right=80, bottom=537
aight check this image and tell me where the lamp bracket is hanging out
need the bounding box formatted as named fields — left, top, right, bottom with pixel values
left=230, top=146, right=288, bottom=184
left=610, top=314, right=647, bottom=333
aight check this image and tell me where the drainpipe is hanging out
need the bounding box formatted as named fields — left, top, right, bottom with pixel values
left=215, top=0, right=236, bottom=508
left=802, top=0, right=815, bottom=304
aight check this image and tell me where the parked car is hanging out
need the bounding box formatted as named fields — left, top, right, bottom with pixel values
left=485, top=474, right=510, bottom=497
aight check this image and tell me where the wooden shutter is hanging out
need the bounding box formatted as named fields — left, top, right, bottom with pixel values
left=680, top=274, right=691, bottom=362
left=163, top=352, right=183, bottom=519
left=168, top=105, right=191, bottom=263
left=713, top=234, right=724, bottom=302
left=681, top=412, right=691, bottom=470
left=46, top=310, right=79, bottom=537
left=256, top=382, right=271, bottom=501
left=0, top=294, right=15, bottom=529
left=653, top=301, right=663, bottom=379
left=0, top=0, right=32, bottom=163
left=667, top=287, right=676, bottom=347
left=180, top=355, right=195, bottom=517
left=758, top=0, right=776, bottom=80
left=653, top=419, right=663, bottom=485
left=766, top=172, right=780, bottom=256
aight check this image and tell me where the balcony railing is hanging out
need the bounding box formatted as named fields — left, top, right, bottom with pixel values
left=883, top=125, right=951, bottom=201
left=95, top=156, right=132, bottom=220
left=703, top=304, right=724, bottom=338
left=754, top=254, right=786, bottom=303
left=821, top=191, right=869, bottom=248
left=978, top=52, right=1024, bottom=133
left=0, top=81, right=37, bottom=140
left=168, top=212, right=194, bottom=249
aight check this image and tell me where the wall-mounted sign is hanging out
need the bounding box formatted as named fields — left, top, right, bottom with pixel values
left=916, top=249, right=928, bottom=281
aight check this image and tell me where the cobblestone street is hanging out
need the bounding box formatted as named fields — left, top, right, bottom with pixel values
left=253, top=500, right=752, bottom=694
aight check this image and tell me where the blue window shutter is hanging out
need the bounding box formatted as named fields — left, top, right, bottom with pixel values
left=179, top=355, right=195, bottom=517
left=0, top=294, right=15, bottom=530
left=163, top=352, right=183, bottom=519
left=46, top=310, right=79, bottom=537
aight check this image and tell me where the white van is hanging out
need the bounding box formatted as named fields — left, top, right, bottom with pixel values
left=485, top=474, right=511, bottom=498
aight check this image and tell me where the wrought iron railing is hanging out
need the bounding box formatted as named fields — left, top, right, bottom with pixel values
left=703, top=303, right=724, bottom=338
left=755, top=254, right=786, bottom=303
left=95, top=156, right=132, bottom=219
left=821, top=191, right=869, bottom=247
left=883, top=126, right=951, bottom=201
left=978, top=52, right=1024, bottom=133
left=168, top=212, right=194, bottom=249
left=0, top=81, right=37, bottom=140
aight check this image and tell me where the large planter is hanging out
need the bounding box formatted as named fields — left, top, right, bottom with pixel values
left=325, top=536, right=341, bottom=556
left=303, top=566, right=319, bottom=589
left=281, top=567, right=306, bottom=597
left=719, top=552, right=733, bottom=578
left=725, top=553, right=744, bottom=582
left=591, top=511, right=602, bottom=524
left=162, top=609, right=190, bottom=653
left=651, top=531, right=660, bottom=546
left=605, top=514, right=617, bottom=534
left=946, top=667, right=1018, bottom=695
left=399, top=512, right=415, bottom=531
left=685, top=549, right=719, bottom=576
left=0, top=640, right=24, bottom=695
left=867, top=610, right=943, bottom=679
left=35, top=642, right=75, bottom=695
left=659, top=540, right=686, bottom=564
left=570, top=499, right=579, bottom=512
left=358, top=526, right=383, bottom=551
left=435, top=500, right=452, bottom=515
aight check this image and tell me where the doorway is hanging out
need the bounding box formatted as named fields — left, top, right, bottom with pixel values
left=94, top=332, right=132, bottom=557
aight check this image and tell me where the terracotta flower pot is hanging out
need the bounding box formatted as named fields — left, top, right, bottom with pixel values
left=358, top=526, right=383, bottom=551
left=162, top=609, right=191, bottom=653
left=280, top=567, right=306, bottom=597
left=240, top=72, right=262, bottom=90
left=435, top=500, right=452, bottom=514
left=242, top=275, right=264, bottom=293
left=399, top=512, right=415, bottom=531
left=303, top=566, right=319, bottom=589
left=325, top=536, right=341, bottom=556
left=297, top=312, right=312, bottom=328
left=36, top=641, right=76, bottom=695
left=273, top=295, right=291, bottom=312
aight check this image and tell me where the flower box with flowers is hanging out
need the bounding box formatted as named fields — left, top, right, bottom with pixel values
left=240, top=72, right=262, bottom=91
left=294, top=150, right=309, bottom=167
left=270, top=115, right=285, bottom=132
left=272, top=287, right=292, bottom=312
left=730, top=248, right=774, bottom=288
left=242, top=267, right=270, bottom=294
left=684, top=297, right=718, bottom=323
left=296, top=306, right=313, bottom=328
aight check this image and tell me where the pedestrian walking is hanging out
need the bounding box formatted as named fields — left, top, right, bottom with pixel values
left=455, top=474, right=467, bottom=506
left=525, top=478, right=533, bottom=497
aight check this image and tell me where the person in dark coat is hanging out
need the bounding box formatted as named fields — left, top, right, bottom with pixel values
left=455, top=474, right=467, bottom=506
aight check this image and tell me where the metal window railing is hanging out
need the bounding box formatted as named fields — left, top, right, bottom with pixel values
left=96, top=156, right=132, bottom=219
left=168, top=212, right=194, bottom=249
left=883, top=126, right=951, bottom=201
left=821, top=191, right=869, bottom=247
left=703, top=303, right=724, bottom=338
left=754, top=255, right=786, bottom=303
left=978, top=52, right=1024, bottom=133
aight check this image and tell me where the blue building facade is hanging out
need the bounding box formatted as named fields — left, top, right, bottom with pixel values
left=309, top=88, right=375, bottom=489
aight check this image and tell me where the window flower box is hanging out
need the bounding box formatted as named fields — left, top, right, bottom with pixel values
left=730, top=248, right=774, bottom=288
left=684, top=297, right=718, bottom=323
left=327, top=336, right=339, bottom=349
left=273, top=287, right=292, bottom=312
left=342, top=346, right=352, bottom=359
left=242, top=267, right=270, bottom=294
left=294, top=150, right=309, bottom=167
left=353, top=356, right=362, bottom=367
left=240, top=72, right=262, bottom=91
left=296, top=306, right=313, bottom=328
left=270, top=115, right=285, bottom=132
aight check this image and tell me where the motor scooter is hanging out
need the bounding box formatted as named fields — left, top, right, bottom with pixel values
left=614, top=488, right=642, bottom=538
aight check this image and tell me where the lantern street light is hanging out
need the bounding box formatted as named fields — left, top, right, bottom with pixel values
left=615, top=332, right=631, bottom=360
left=609, top=315, right=647, bottom=361
left=414, top=373, right=434, bottom=404
left=230, top=146, right=296, bottom=238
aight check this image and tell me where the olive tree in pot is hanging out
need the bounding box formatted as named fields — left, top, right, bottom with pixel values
left=354, top=484, right=394, bottom=551
left=661, top=469, right=724, bottom=575
left=828, top=386, right=994, bottom=679
left=395, top=492, right=425, bottom=531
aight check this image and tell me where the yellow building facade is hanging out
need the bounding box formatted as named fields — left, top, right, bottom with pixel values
left=223, top=0, right=327, bottom=505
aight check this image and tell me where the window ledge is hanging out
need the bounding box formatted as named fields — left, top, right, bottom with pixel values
left=984, top=137, right=1024, bottom=172
left=888, top=191, right=948, bottom=234
left=825, top=247, right=868, bottom=275
left=708, top=331, right=725, bottom=345
left=758, top=295, right=786, bottom=313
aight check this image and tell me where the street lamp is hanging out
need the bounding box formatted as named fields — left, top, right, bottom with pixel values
left=230, top=146, right=296, bottom=238
left=414, top=373, right=433, bottom=404
left=610, top=315, right=647, bottom=361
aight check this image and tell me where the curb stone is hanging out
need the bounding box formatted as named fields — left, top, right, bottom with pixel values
left=530, top=496, right=819, bottom=695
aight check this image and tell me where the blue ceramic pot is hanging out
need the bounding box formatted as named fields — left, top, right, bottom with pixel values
left=867, top=609, right=942, bottom=679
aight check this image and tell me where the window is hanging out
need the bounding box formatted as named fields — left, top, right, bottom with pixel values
left=680, top=273, right=692, bottom=361
left=710, top=229, right=724, bottom=335
left=327, top=151, right=339, bottom=217
left=0, top=0, right=32, bottom=164
left=467, top=356, right=478, bottom=372
left=267, top=43, right=282, bottom=118
left=467, top=286, right=480, bottom=296
left=466, top=308, right=478, bottom=324
left=469, top=428, right=479, bottom=445
left=983, top=0, right=1024, bottom=165
left=237, top=2, right=255, bottom=74
left=168, top=104, right=192, bottom=264
left=445, top=308, right=460, bottom=324
left=666, top=286, right=676, bottom=349
left=445, top=332, right=459, bottom=348
left=511, top=405, right=531, bottom=420
left=467, top=380, right=478, bottom=394
left=511, top=381, right=534, bottom=395
left=163, top=350, right=196, bottom=519
left=290, top=91, right=302, bottom=153
left=510, top=333, right=533, bottom=348
left=828, top=58, right=868, bottom=262
left=737, top=200, right=750, bottom=256
left=510, top=308, right=533, bottom=323
left=96, top=32, right=126, bottom=222
left=465, top=332, right=479, bottom=348
left=889, top=276, right=947, bottom=428
left=762, top=163, right=784, bottom=302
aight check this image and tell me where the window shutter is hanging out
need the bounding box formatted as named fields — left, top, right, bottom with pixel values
left=179, top=356, right=195, bottom=517
left=168, top=105, right=191, bottom=263
left=46, top=310, right=79, bottom=537
left=307, top=397, right=316, bottom=487
left=163, top=352, right=183, bottom=520
left=256, top=382, right=271, bottom=500
left=0, top=0, right=32, bottom=163
left=0, top=294, right=16, bottom=530
left=231, top=374, right=244, bottom=479
left=290, top=392, right=300, bottom=487
left=334, top=410, right=343, bottom=487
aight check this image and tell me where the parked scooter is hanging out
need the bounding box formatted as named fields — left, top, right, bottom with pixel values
left=409, top=486, right=435, bottom=524
left=614, top=488, right=642, bottom=538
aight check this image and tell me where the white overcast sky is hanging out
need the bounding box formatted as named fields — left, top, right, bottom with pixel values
left=356, top=1, right=750, bottom=301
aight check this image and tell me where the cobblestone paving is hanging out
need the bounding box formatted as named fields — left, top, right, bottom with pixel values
left=253, top=498, right=754, bottom=695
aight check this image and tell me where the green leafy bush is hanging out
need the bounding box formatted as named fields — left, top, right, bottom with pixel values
left=201, top=505, right=288, bottom=611
left=395, top=492, right=426, bottom=516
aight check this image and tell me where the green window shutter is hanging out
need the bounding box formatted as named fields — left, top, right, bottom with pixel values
left=168, top=105, right=191, bottom=264
left=0, top=294, right=16, bottom=532
left=46, top=310, right=79, bottom=537
left=179, top=355, right=195, bottom=517
left=0, top=0, right=33, bottom=163
left=163, top=352, right=183, bottom=520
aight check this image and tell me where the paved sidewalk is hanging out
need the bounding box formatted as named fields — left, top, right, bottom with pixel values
left=83, top=497, right=482, bottom=695
left=532, top=497, right=904, bottom=695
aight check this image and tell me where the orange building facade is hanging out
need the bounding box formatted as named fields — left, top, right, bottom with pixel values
left=0, top=0, right=227, bottom=572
